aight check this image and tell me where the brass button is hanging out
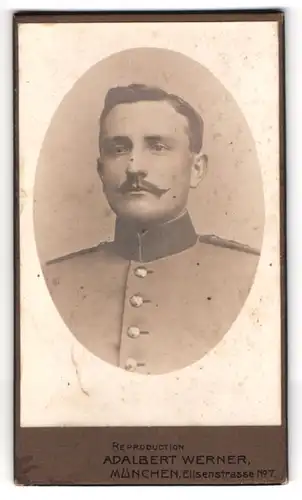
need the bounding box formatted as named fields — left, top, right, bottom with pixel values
left=129, top=294, right=143, bottom=307
left=125, top=358, right=137, bottom=372
left=134, top=266, right=148, bottom=278
left=127, top=326, right=140, bottom=339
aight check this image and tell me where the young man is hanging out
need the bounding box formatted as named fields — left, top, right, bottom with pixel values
left=44, top=84, right=260, bottom=375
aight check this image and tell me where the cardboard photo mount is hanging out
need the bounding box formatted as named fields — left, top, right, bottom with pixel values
left=14, top=10, right=287, bottom=486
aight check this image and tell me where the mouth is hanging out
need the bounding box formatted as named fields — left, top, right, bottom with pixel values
left=125, top=191, right=149, bottom=198
left=119, top=184, right=170, bottom=198
left=126, top=187, right=149, bottom=193
left=120, top=184, right=150, bottom=194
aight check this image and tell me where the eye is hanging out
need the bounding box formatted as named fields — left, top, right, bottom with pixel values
left=102, top=138, right=132, bottom=157
left=103, top=143, right=130, bottom=157
left=150, top=142, right=169, bottom=152
left=113, top=144, right=130, bottom=155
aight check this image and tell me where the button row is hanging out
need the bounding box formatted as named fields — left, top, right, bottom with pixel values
left=124, top=266, right=150, bottom=372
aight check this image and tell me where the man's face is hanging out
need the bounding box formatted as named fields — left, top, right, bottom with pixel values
left=98, top=100, right=203, bottom=225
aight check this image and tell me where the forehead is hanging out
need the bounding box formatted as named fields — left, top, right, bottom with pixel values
left=101, top=100, right=189, bottom=138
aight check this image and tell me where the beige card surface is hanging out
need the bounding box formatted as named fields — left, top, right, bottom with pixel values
left=15, top=11, right=286, bottom=486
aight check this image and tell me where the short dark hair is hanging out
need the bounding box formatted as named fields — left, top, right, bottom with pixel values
left=99, top=84, right=204, bottom=153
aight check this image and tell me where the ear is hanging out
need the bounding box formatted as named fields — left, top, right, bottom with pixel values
left=190, top=152, right=208, bottom=188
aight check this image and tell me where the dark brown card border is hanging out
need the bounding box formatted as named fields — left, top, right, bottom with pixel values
left=13, top=10, right=287, bottom=486
left=13, top=9, right=284, bottom=23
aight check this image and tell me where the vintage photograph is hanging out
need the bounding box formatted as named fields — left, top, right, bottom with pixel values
left=18, top=15, right=282, bottom=433
left=15, top=11, right=287, bottom=486
left=39, top=56, right=262, bottom=376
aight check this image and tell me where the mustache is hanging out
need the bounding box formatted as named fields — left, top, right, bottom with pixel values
left=118, top=176, right=170, bottom=198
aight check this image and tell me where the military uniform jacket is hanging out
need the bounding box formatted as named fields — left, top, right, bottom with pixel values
left=43, top=212, right=260, bottom=374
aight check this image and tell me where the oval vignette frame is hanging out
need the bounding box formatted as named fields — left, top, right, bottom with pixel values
left=33, top=47, right=265, bottom=373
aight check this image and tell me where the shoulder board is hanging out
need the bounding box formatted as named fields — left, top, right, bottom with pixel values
left=45, top=241, right=109, bottom=265
left=198, top=234, right=260, bottom=256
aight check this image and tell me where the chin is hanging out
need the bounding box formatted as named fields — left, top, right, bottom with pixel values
left=118, top=207, right=183, bottom=226
left=109, top=197, right=184, bottom=225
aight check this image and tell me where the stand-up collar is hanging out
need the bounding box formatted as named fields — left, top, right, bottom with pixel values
left=113, top=211, right=197, bottom=263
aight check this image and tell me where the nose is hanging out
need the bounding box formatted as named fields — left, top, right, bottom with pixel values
left=126, top=151, right=148, bottom=178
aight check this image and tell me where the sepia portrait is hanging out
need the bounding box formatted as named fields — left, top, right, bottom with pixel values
left=41, top=74, right=262, bottom=375
left=18, top=18, right=281, bottom=429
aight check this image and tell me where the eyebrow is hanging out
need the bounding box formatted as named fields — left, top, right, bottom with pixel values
left=144, top=135, right=176, bottom=145
left=101, top=134, right=176, bottom=145
left=101, top=135, right=132, bottom=145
